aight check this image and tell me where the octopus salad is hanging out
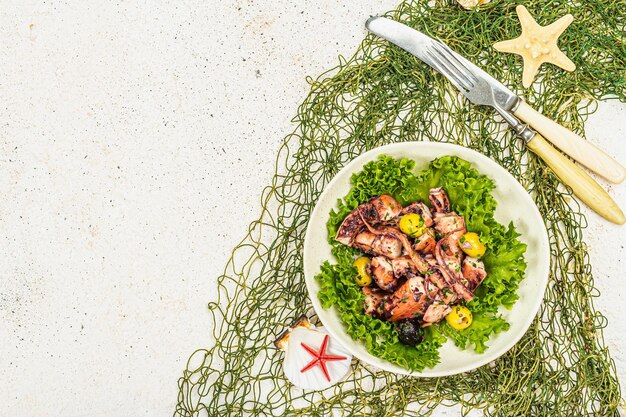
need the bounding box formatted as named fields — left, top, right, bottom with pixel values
left=315, top=155, right=527, bottom=370
left=335, top=187, right=487, bottom=346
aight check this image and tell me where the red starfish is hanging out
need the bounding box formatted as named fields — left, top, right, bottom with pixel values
left=300, top=334, right=347, bottom=382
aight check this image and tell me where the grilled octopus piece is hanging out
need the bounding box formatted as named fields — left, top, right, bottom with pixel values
left=357, top=194, right=403, bottom=225
left=370, top=256, right=399, bottom=292
left=422, top=257, right=457, bottom=316
left=434, top=212, right=466, bottom=237
left=400, top=202, right=434, bottom=227
left=391, top=256, right=418, bottom=278
left=392, top=254, right=445, bottom=300
left=435, top=239, right=474, bottom=302
left=335, top=210, right=365, bottom=246
left=462, top=256, right=487, bottom=291
left=434, top=213, right=467, bottom=281
left=413, top=229, right=436, bottom=255
left=422, top=302, right=452, bottom=327
left=353, top=231, right=403, bottom=259
left=362, top=286, right=387, bottom=317
left=427, top=271, right=457, bottom=304
left=382, top=275, right=431, bottom=322
left=438, top=235, right=465, bottom=281
left=335, top=195, right=403, bottom=250
left=429, top=187, right=450, bottom=213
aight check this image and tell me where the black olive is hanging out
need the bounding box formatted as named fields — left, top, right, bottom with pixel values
left=396, top=319, right=424, bottom=346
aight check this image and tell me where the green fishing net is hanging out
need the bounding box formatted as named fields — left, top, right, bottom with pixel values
left=174, top=0, right=626, bottom=415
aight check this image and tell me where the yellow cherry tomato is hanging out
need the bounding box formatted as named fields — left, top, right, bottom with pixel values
left=353, top=256, right=372, bottom=286
left=398, top=213, right=426, bottom=238
left=459, top=232, right=486, bottom=258
left=446, top=305, right=473, bottom=330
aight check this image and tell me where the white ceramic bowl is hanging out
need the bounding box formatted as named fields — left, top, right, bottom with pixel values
left=303, top=142, right=550, bottom=377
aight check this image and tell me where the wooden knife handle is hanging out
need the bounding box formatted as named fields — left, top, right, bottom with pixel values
left=526, top=133, right=625, bottom=224
left=515, top=101, right=626, bottom=183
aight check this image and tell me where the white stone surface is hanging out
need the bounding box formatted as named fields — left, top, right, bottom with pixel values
left=0, top=1, right=624, bottom=416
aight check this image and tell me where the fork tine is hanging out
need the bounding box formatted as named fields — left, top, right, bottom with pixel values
left=430, top=44, right=475, bottom=89
left=433, top=41, right=479, bottom=84
left=425, top=49, right=470, bottom=91
left=425, top=48, right=472, bottom=91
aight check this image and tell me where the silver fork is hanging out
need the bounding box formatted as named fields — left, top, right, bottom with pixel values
left=424, top=41, right=536, bottom=142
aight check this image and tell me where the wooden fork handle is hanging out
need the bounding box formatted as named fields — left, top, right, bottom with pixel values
left=515, top=101, right=626, bottom=183
left=526, top=133, right=625, bottom=224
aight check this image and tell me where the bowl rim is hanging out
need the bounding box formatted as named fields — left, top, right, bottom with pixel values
left=303, top=141, right=550, bottom=377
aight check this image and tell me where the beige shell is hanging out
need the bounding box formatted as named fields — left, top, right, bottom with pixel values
left=282, top=327, right=352, bottom=390
left=456, top=0, right=491, bottom=10
left=274, top=314, right=312, bottom=351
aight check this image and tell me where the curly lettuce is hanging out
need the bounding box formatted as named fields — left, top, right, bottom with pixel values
left=316, top=155, right=527, bottom=370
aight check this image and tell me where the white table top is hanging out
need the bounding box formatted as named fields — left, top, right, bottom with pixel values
left=1, top=1, right=624, bottom=415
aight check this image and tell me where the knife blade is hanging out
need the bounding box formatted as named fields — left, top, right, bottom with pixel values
left=365, top=16, right=626, bottom=185
left=365, top=16, right=625, bottom=224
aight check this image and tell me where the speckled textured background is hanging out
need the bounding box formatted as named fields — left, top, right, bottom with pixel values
left=1, top=1, right=624, bottom=415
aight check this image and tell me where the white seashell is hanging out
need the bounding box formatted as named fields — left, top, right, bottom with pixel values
left=282, top=327, right=352, bottom=390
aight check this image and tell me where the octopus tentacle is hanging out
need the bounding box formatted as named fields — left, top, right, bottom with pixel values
left=435, top=240, right=474, bottom=302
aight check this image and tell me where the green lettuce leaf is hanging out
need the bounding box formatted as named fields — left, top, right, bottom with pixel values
left=441, top=312, right=510, bottom=353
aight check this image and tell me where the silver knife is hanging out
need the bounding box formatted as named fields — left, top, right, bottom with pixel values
left=366, top=16, right=625, bottom=225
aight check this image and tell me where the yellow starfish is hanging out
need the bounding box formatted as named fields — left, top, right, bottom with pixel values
left=494, top=5, right=576, bottom=88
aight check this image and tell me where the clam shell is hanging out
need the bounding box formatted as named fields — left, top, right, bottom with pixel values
left=282, top=326, right=352, bottom=390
